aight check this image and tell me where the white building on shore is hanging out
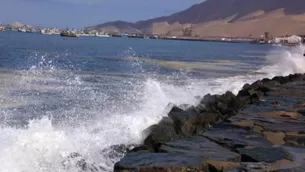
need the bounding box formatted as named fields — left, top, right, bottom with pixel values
left=274, top=35, right=302, bottom=45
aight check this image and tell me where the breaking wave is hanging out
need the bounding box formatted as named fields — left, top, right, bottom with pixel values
left=0, top=44, right=304, bottom=172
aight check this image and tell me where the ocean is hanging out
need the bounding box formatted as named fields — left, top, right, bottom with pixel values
left=0, top=31, right=304, bottom=172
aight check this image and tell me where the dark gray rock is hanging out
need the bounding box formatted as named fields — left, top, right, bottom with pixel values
left=297, top=109, right=305, bottom=116
left=100, top=144, right=138, bottom=166
left=272, top=76, right=290, bottom=84
left=254, top=120, right=305, bottom=132
left=229, top=107, right=305, bottom=133
left=276, top=167, right=305, bottom=172
left=114, top=152, right=207, bottom=172
left=287, top=73, right=305, bottom=82
left=62, top=152, right=106, bottom=172
left=236, top=147, right=293, bottom=163
left=281, top=146, right=305, bottom=163
left=160, top=135, right=241, bottom=162
left=202, top=125, right=273, bottom=150
left=199, top=91, right=243, bottom=116
left=284, top=136, right=305, bottom=147
left=167, top=106, right=220, bottom=137
left=113, top=73, right=305, bottom=172
left=237, top=79, right=275, bottom=104
left=167, top=106, right=201, bottom=136
left=237, top=90, right=261, bottom=104
left=143, top=116, right=180, bottom=152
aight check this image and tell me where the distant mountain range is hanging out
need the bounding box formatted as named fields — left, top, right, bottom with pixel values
left=86, top=0, right=305, bottom=37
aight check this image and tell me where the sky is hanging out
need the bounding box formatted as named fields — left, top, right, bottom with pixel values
left=0, top=0, right=203, bottom=28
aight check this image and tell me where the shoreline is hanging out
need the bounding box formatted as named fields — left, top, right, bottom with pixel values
left=1, top=30, right=303, bottom=47
left=113, top=73, right=305, bottom=172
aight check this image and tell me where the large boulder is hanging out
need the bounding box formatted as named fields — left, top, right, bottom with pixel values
left=287, top=73, right=305, bottom=82
left=143, top=117, right=180, bottom=152
left=167, top=106, right=220, bottom=137
left=142, top=90, right=245, bottom=153
left=237, top=79, right=275, bottom=104
left=198, top=91, right=244, bottom=116
left=271, top=73, right=305, bottom=84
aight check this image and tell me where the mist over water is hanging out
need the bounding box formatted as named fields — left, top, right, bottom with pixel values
left=0, top=32, right=304, bottom=172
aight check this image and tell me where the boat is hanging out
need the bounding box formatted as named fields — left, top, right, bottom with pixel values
left=18, top=28, right=26, bottom=32
left=95, top=33, right=110, bottom=37
left=60, top=31, right=79, bottom=37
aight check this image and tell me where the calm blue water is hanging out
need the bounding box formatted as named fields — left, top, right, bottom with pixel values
left=0, top=31, right=304, bottom=172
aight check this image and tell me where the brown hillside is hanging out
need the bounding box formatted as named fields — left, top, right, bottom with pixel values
left=86, top=0, right=305, bottom=37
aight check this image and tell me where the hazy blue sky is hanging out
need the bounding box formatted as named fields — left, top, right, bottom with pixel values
left=0, top=0, right=202, bottom=28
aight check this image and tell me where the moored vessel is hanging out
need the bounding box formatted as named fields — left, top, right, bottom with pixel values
left=60, top=31, right=79, bottom=37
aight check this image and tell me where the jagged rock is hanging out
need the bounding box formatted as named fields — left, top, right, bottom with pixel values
left=143, top=117, right=180, bottom=152
left=270, top=73, right=304, bottom=85
left=250, top=80, right=273, bottom=93
left=159, top=135, right=241, bottom=162
left=287, top=73, right=305, bottom=82
left=237, top=80, right=274, bottom=104
left=167, top=106, right=220, bottom=137
left=167, top=106, right=201, bottom=136
left=284, top=135, right=305, bottom=147
left=230, top=110, right=305, bottom=133
left=272, top=76, right=291, bottom=84
left=199, top=91, right=243, bottom=116
left=101, top=144, right=137, bottom=162
left=202, top=124, right=273, bottom=150
left=263, top=79, right=278, bottom=87
left=236, top=147, right=293, bottom=163
left=62, top=152, right=106, bottom=172
left=113, top=152, right=208, bottom=172
left=113, top=73, right=305, bottom=172
left=237, top=89, right=260, bottom=104
left=296, top=109, right=305, bottom=116
left=142, top=91, right=244, bottom=152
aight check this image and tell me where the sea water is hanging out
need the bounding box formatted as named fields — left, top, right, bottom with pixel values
left=0, top=31, right=304, bottom=172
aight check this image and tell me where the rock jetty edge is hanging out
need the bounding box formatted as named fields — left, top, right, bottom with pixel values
left=114, top=73, right=305, bottom=172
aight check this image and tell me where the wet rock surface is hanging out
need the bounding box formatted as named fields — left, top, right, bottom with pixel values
left=236, top=147, right=292, bottom=163
left=62, top=152, right=107, bottom=172
left=159, top=136, right=241, bottom=162
left=114, top=73, right=305, bottom=172
left=62, top=144, right=137, bottom=172
left=114, top=152, right=208, bottom=172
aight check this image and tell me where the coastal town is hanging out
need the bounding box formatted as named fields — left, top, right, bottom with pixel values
left=0, top=22, right=304, bottom=46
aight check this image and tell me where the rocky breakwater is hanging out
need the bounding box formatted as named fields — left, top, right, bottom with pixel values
left=114, top=73, right=305, bottom=172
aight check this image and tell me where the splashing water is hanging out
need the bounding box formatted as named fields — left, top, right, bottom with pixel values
left=258, top=44, right=305, bottom=77
left=0, top=44, right=305, bottom=172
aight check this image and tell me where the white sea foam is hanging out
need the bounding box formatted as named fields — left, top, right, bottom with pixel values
left=0, top=44, right=304, bottom=172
